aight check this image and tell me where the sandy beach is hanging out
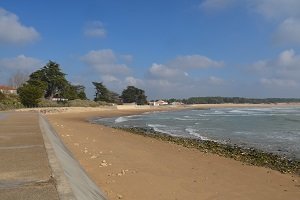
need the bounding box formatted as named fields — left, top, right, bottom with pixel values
left=45, top=104, right=300, bottom=200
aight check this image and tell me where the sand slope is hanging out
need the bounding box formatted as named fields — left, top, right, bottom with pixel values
left=46, top=108, right=300, bottom=200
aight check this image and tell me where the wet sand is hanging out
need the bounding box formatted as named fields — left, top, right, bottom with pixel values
left=46, top=106, right=300, bottom=200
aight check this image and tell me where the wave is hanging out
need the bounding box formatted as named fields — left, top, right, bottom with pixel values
left=185, top=128, right=209, bottom=140
left=175, top=117, right=198, bottom=121
left=115, top=117, right=129, bottom=123
left=147, top=124, right=170, bottom=134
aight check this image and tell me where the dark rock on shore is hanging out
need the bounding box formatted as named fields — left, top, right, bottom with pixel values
left=113, top=126, right=300, bottom=175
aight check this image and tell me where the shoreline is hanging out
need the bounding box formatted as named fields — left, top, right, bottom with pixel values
left=91, top=105, right=300, bottom=174
left=45, top=104, right=300, bottom=200
left=112, top=127, right=300, bottom=175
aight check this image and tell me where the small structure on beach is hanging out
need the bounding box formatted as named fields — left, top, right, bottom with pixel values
left=0, top=85, right=17, bottom=95
left=149, top=100, right=169, bottom=106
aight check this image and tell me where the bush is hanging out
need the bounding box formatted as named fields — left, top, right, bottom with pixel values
left=37, top=99, right=66, bottom=107
left=0, top=92, right=23, bottom=111
left=66, top=99, right=112, bottom=107
left=18, top=84, right=44, bottom=107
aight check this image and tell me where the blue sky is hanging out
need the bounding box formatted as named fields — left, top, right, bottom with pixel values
left=1, top=0, right=300, bottom=99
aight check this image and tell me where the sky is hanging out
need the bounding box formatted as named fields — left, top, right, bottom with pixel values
left=1, top=0, right=300, bottom=99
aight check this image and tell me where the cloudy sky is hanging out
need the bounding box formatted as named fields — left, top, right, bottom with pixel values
left=1, top=0, right=300, bottom=99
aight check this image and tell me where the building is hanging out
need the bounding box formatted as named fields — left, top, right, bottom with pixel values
left=149, top=100, right=169, bottom=106
left=0, top=85, right=17, bottom=95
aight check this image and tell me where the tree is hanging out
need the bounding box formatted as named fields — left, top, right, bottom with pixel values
left=17, top=84, right=44, bottom=107
left=8, top=71, right=28, bottom=89
left=92, top=82, right=120, bottom=103
left=61, top=84, right=87, bottom=100
left=121, top=86, right=147, bottom=105
left=27, top=61, right=68, bottom=99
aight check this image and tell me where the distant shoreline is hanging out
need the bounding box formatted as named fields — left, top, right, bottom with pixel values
left=14, top=102, right=300, bottom=114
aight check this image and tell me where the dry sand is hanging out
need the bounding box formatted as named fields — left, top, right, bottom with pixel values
left=45, top=104, right=300, bottom=200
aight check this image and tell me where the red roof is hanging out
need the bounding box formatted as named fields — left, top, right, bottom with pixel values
left=0, top=85, right=16, bottom=90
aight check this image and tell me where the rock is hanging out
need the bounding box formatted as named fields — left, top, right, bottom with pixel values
left=84, top=149, right=88, bottom=153
left=100, top=162, right=108, bottom=167
left=99, top=160, right=108, bottom=167
left=90, top=155, right=97, bottom=159
left=117, top=194, right=123, bottom=199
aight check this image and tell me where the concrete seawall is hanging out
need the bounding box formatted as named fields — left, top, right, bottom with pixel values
left=39, top=114, right=107, bottom=200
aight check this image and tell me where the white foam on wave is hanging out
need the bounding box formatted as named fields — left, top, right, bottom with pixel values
left=115, top=117, right=129, bottom=123
left=185, top=128, right=209, bottom=140
left=147, top=124, right=170, bottom=134
left=175, top=117, right=197, bottom=121
left=229, top=109, right=250, bottom=114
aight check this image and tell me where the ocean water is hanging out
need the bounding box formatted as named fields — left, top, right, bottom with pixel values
left=93, top=107, right=300, bottom=159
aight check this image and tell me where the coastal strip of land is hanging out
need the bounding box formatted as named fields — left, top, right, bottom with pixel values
left=44, top=104, right=300, bottom=200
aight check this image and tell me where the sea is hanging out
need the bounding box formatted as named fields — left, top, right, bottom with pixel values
left=93, top=106, right=300, bottom=159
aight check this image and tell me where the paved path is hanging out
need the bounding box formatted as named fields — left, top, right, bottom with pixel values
left=0, top=112, right=59, bottom=200
left=0, top=111, right=106, bottom=200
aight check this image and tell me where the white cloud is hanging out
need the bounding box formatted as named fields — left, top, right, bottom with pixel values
left=0, top=55, right=41, bottom=71
left=169, top=55, right=224, bottom=69
left=249, top=1, right=300, bottom=45
left=120, top=54, right=133, bottom=63
left=260, top=78, right=298, bottom=87
left=252, top=0, right=300, bottom=20
left=251, top=49, right=300, bottom=88
left=274, top=18, right=300, bottom=45
left=200, top=0, right=237, bottom=11
left=200, top=1, right=300, bottom=46
left=84, top=21, right=106, bottom=38
left=101, top=75, right=121, bottom=84
left=0, top=8, right=39, bottom=44
left=125, top=76, right=144, bottom=87
left=148, top=63, right=187, bottom=79
left=81, top=49, right=130, bottom=75
left=208, top=76, right=224, bottom=85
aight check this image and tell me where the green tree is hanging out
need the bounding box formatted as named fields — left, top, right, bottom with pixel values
left=92, top=82, right=120, bottom=103
left=62, top=84, right=87, bottom=100
left=17, top=84, right=44, bottom=107
left=27, top=61, right=68, bottom=99
left=121, top=86, right=147, bottom=105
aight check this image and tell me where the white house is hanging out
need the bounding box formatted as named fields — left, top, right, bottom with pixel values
left=0, top=85, right=17, bottom=95
left=149, top=100, right=169, bottom=106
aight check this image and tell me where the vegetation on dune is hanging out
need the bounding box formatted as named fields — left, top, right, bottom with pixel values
left=0, top=92, right=23, bottom=110
left=1, top=60, right=148, bottom=109
left=16, top=61, right=88, bottom=108
left=165, top=96, right=300, bottom=104
left=17, top=84, right=44, bottom=107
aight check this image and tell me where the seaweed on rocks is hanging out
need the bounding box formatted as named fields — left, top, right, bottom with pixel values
left=113, top=126, right=300, bottom=175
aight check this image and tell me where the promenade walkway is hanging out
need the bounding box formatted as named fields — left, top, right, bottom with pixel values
left=0, top=111, right=106, bottom=200
left=0, top=112, right=59, bottom=200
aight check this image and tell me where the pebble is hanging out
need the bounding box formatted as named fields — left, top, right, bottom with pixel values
left=84, top=149, right=88, bottom=153
left=90, top=155, right=97, bottom=159
left=99, top=160, right=108, bottom=167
